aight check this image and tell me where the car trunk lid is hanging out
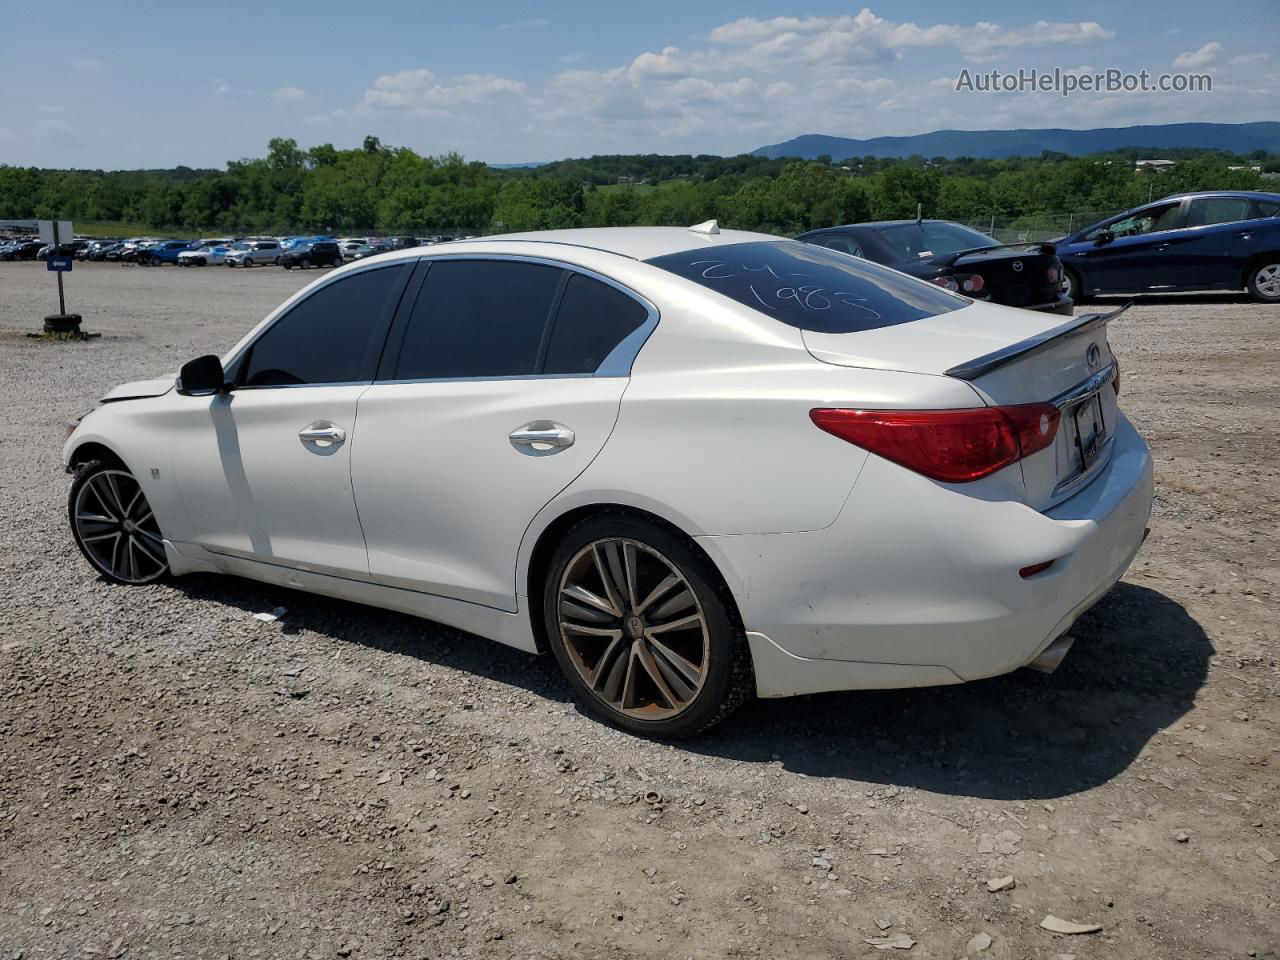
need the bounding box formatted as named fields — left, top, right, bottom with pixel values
left=803, top=302, right=1127, bottom=509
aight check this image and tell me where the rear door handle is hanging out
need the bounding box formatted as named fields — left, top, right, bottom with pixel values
left=509, top=421, right=575, bottom=452
left=298, top=421, right=346, bottom=446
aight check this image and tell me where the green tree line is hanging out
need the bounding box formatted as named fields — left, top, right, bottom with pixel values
left=0, top=136, right=1272, bottom=236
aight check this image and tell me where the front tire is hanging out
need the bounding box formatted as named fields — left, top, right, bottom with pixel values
left=69, top=460, right=169, bottom=584
left=541, top=514, right=752, bottom=738
left=1247, top=261, right=1280, bottom=303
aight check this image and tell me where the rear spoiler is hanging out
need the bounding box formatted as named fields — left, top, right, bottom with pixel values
left=935, top=241, right=1055, bottom=267
left=944, top=303, right=1132, bottom=381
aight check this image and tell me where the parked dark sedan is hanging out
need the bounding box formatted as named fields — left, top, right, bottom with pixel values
left=797, top=220, right=1072, bottom=314
left=1056, top=191, right=1280, bottom=303
left=0, top=240, right=46, bottom=261
left=280, top=240, right=341, bottom=269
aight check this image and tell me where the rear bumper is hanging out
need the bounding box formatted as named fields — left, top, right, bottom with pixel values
left=700, top=413, right=1153, bottom=698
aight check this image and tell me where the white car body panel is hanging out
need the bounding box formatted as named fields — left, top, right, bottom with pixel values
left=352, top=376, right=628, bottom=610
left=170, top=386, right=370, bottom=576
left=65, top=226, right=1154, bottom=700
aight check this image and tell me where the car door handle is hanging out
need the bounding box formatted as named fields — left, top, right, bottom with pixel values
left=509, top=421, right=575, bottom=451
left=298, top=421, right=346, bottom=445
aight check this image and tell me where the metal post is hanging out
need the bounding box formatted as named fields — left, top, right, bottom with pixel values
left=54, top=220, right=67, bottom=315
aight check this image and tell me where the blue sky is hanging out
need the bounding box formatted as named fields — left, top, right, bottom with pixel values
left=1, top=0, right=1275, bottom=169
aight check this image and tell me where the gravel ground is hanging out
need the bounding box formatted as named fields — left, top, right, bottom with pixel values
left=1, top=260, right=1277, bottom=960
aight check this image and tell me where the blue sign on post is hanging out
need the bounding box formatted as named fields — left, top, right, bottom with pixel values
left=47, top=256, right=73, bottom=272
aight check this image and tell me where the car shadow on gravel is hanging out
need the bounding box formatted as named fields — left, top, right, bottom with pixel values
left=1084, top=292, right=1258, bottom=307
left=687, top=582, right=1213, bottom=801
left=168, top=574, right=1208, bottom=802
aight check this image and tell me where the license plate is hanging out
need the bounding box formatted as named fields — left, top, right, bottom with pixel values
left=1071, top=393, right=1107, bottom=470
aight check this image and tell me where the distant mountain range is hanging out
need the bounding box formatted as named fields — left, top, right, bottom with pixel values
left=752, top=122, right=1280, bottom=160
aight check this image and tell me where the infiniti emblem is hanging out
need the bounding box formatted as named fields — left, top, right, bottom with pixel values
left=1011, top=260, right=1024, bottom=272
left=1086, top=343, right=1101, bottom=369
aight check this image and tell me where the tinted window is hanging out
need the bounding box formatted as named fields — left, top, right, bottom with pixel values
left=1091, top=202, right=1182, bottom=239
left=874, top=223, right=996, bottom=260
left=544, top=274, right=649, bottom=375
left=394, top=260, right=562, bottom=379
left=1186, top=197, right=1251, bottom=228
left=239, top=265, right=405, bottom=386
left=1255, top=200, right=1280, bottom=218
left=808, top=234, right=864, bottom=258
left=644, top=240, right=965, bottom=333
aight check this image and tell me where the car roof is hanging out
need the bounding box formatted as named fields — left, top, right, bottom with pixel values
left=452, top=225, right=782, bottom=261
left=1157, top=190, right=1280, bottom=202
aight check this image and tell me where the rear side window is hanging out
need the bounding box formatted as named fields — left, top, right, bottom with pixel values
left=544, top=274, right=649, bottom=375
left=394, top=260, right=562, bottom=379
left=1186, top=197, right=1252, bottom=228
left=807, top=234, right=864, bottom=258
left=645, top=240, right=964, bottom=333
left=238, top=265, right=406, bottom=386
left=1253, top=199, right=1280, bottom=218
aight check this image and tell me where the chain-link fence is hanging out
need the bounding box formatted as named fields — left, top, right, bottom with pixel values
left=958, top=212, right=1114, bottom=244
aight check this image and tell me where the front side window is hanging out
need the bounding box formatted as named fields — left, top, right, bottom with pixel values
left=237, top=265, right=406, bottom=386
left=1093, top=202, right=1182, bottom=239
left=645, top=240, right=965, bottom=334
left=393, top=260, right=563, bottom=379
left=1185, top=196, right=1252, bottom=228
left=544, top=273, right=650, bottom=375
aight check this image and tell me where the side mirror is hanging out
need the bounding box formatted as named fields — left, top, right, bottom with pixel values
left=1093, top=229, right=1115, bottom=246
left=176, top=355, right=228, bottom=396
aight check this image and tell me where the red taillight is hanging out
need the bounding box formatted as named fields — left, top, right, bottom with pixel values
left=1046, top=265, right=1059, bottom=284
left=962, top=273, right=985, bottom=294
left=929, top=276, right=959, bottom=291
left=810, top=404, right=1061, bottom=483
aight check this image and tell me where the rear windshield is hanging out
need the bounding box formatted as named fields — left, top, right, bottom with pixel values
left=644, top=240, right=965, bottom=333
left=875, top=222, right=997, bottom=260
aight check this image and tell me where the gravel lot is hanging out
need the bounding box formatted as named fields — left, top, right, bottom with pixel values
left=1, top=260, right=1277, bottom=959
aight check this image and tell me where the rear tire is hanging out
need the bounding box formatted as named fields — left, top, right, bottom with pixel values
left=541, top=514, right=753, bottom=738
left=1246, top=261, right=1280, bottom=303
left=1063, top=267, right=1086, bottom=305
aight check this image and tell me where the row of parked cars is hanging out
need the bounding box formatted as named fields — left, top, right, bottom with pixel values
left=7, top=191, right=1279, bottom=304
left=0, top=234, right=462, bottom=269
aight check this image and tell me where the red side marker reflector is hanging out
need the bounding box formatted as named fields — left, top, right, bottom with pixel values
left=1019, top=560, right=1055, bottom=578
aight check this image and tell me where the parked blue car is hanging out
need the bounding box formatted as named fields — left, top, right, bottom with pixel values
left=140, top=240, right=196, bottom=265
left=1056, top=191, right=1280, bottom=303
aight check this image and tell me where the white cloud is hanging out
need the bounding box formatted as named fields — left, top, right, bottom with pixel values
left=707, top=10, right=1114, bottom=65
left=1174, top=42, right=1221, bottom=69
left=67, top=56, right=102, bottom=70
left=364, top=70, right=526, bottom=111
left=272, top=86, right=307, bottom=103
left=1230, top=52, right=1269, bottom=66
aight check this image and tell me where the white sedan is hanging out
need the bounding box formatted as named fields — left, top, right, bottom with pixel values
left=63, top=225, right=1152, bottom=737
left=177, top=242, right=232, bottom=267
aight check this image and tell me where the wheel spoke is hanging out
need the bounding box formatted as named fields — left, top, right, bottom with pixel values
left=620, top=646, right=641, bottom=710
left=109, top=533, right=126, bottom=575
left=589, top=635, right=628, bottom=690
left=103, top=473, right=128, bottom=517
left=633, top=573, right=680, bottom=617
left=591, top=544, right=626, bottom=614
left=650, top=587, right=697, bottom=623
left=561, top=583, right=618, bottom=619
left=76, top=512, right=116, bottom=526
left=648, top=636, right=704, bottom=688
left=563, top=622, right=624, bottom=639
left=132, top=535, right=166, bottom=567
left=634, top=642, right=680, bottom=708
left=621, top=542, right=640, bottom=609
left=646, top=611, right=704, bottom=635
left=88, top=477, right=120, bottom=521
